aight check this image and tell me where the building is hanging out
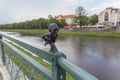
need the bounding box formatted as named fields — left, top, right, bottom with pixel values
left=99, top=7, right=120, bottom=26
left=55, top=14, right=75, bottom=25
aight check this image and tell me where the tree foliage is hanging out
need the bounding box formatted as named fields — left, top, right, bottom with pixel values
left=0, top=17, right=67, bottom=29
left=58, top=19, right=67, bottom=28
left=75, top=6, right=87, bottom=16
left=74, top=6, right=88, bottom=26
left=74, top=6, right=98, bottom=26
left=88, top=14, right=98, bottom=25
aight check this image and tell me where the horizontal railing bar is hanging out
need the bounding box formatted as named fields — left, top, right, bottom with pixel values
left=2, top=40, right=52, bottom=80
left=58, top=57, right=98, bottom=80
left=0, top=33, right=54, bottom=63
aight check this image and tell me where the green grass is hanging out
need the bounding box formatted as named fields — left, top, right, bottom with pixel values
left=6, top=41, right=75, bottom=80
left=60, top=30, right=120, bottom=38
left=0, top=72, right=3, bottom=80
left=4, top=42, right=49, bottom=79
left=8, top=41, right=52, bottom=69
left=1, top=29, right=120, bottom=38
left=0, top=29, right=48, bottom=36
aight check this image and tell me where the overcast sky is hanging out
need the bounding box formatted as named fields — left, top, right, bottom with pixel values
left=0, top=0, right=120, bottom=24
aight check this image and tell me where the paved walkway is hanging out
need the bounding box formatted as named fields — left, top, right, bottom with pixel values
left=0, top=58, right=11, bottom=80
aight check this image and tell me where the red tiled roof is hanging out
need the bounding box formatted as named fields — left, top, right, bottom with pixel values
left=55, top=15, right=75, bottom=19
left=62, top=15, right=75, bottom=19
left=55, top=15, right=62, bottom=18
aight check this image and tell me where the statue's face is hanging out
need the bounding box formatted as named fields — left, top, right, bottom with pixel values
left=49, top=23, right=59, bottom=33
left=52, top=28, right=58, bottom=34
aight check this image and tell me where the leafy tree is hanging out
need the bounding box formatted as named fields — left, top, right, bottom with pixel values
left=38, top=18, right=48, bottom=29
left=12, top=23, right=18, bottom=29
left=48, top=17, right=59, bottom=26
left=0, top=15, right=66, bottom=29
left=75, top=6, right=87, bottom=16
left=58, top=19, right=67, bottom=28
left=88, top=14, right=98, bottom=25
left=48, top=14, right=54, bottom=19
left=74, top=6, right=88, bottom=26
left=48, top=15, right=67, bottom=28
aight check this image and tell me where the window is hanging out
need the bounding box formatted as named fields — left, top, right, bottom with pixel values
left=104, top=12, right=109, bottom=21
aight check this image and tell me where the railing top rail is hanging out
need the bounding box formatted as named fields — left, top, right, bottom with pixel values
left=2, top=40, right=52, bottom=80
left=0, top=32, right=54, bottom=63
left=58, top=57, right=98, bottom=80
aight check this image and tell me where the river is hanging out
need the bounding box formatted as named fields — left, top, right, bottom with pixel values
left=6, top=32, right=120, bottom=80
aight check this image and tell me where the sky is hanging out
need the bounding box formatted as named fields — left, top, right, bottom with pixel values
left=0, top=0, right=120, bottom=24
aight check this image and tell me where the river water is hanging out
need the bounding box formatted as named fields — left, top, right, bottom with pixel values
left=6, top=32, right=120, bottom=80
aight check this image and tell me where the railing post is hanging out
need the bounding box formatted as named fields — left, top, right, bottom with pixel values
left=0, top=35, right=6, bottom=65
left=52, top=52, right=66, bottom=80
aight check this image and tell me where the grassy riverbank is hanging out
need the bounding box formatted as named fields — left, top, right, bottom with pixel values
left=0, top=29, right=48, bottom=36
left=0, top=72, right=3, bottom=80
left=60, top=30, right=120, bottom=38
left=1, top=29, right=120, bottom=38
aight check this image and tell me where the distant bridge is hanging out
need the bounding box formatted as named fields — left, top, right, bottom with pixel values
left=0, top=32, right=98, bottom=80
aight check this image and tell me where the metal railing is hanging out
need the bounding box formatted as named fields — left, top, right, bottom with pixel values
left=0, top=32, right=98, bottom=80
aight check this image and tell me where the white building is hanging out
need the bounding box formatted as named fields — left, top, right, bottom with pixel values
left=99, top=7, right=120, bottom=26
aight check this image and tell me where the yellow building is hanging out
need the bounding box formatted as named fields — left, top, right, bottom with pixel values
left=55, top=15, right=75, bottom=25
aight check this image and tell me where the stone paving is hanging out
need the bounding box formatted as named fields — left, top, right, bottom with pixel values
left=0, top=58, right=11, bottom=80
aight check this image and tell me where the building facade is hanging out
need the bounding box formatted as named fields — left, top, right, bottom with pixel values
left=99, top=7, right=120, bottom=26
left=55, top=15, right=75, bottom=25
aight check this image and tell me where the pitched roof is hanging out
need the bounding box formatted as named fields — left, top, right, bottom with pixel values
left=55, top=15, right=75, bottom=19
left=62, top=15, right=75, bottom=19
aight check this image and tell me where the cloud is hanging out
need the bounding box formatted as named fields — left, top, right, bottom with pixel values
left=1, top=0, right=97, bottom=24
left=0, top=0, right=51, bottom=23
left=66, top=0, right=79, bottom=6
left=87, top=0, right=120, bottom=16
left=81, top=0, right=95, bottom=4
left=0, top=0, right=80, bottom=24
left=0, top=0, right=120, bottom=24
left=90, top=8, right=99, bottom=11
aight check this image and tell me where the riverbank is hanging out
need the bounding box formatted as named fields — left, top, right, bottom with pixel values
left=60, top=30, right=120, bottom=38
left=0, top=29, right=48, bottom=36
left=1, top=29, right=120, bottom=38
left=0, top=72, right=3, bottom=80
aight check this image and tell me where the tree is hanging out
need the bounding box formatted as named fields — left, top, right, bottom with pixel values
left=48, top=14, right=54, bottom=19
left=48, top=17, right=59, bottom=26
left=88, top=14, right=98, bottom=25
left=0, top=16, right=67, bottom=29
left=75, top=6, right=87, bottom=16
left=75, top=6, right=88, bottom=26
left=38, top=18, right=48, bottom=29
left=48, top=15, right=67, bottom=28
left=58, top=19, right=67, bottom=28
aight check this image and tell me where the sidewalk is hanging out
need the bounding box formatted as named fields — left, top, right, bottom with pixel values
left=0, top=58, right=11, bottom=80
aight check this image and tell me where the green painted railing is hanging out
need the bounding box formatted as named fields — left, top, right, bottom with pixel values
left=0, top=32, right=98, bottom=80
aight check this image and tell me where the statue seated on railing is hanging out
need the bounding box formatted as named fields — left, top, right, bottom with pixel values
left=42, top=23, right=59, bottom=53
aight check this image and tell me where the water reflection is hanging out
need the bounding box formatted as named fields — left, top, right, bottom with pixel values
left=6, top=32, right=120, bottom=80
left=57, top=36, right=120, bottom=80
